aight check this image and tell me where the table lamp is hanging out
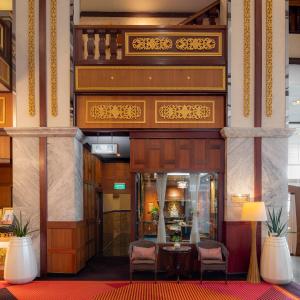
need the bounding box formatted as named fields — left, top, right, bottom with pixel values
left=241, top=201, right=267, bottom=283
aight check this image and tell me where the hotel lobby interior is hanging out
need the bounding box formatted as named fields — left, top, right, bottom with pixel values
left=0, top=0, right=300, bottom=299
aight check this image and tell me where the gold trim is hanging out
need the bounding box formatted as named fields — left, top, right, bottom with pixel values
left=0, top=96, right=5, bottom=124
left=155, top=100, right=215, bottom=124
left=266, top=0, right=273, bottom=117
left=50, top=0, right=57, bottom=117
left=0, top=57, right=10, bottom=86
left=124, top=32, right=222, bottom=57
left=243, top=0, right=251, bottom=117
left=0, top=24, right=3, bottom=51
left=28, top=0, right=35, bottom=116
left=75, top=66, right=226, bottom=91
left=85, top=100, right=146, bottom=124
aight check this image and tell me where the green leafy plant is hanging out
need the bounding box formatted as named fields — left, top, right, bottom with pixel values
left=266, top=207, right=287, bottom=237
left=148, top=207, right=159, bottom=221
left=170, top=230, right=181, bottom=242
left=12, top=212, right=36, bottom=237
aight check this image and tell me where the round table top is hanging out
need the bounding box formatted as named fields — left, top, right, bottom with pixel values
left=162, top=245, right=192, bottom=252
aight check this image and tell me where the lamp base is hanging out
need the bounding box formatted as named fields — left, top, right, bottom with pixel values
left=247, top=222, right=261, bottom=284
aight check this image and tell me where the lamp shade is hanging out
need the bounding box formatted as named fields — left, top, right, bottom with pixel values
left=241, top=202, right=267, bottom=222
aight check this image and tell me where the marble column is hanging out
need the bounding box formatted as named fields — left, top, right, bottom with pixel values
left=47, top=128, right=84, bottom=221
left=5, top=127, right=84, bottom=274
left=221, top=128, right=294, bottom=231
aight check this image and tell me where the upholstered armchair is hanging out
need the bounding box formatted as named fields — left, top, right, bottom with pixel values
left=128, top=240, right=158, bottom=282
left=197, top=240, right=229, bottom=283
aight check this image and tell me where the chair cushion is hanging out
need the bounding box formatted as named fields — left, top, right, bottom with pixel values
left=199, top=247, right=222, bottom=260
left=202, top=259, right=226, bottom=265
left=132, top=246, right=155, bottom=261
left=132, top=259, right=155, bottom=264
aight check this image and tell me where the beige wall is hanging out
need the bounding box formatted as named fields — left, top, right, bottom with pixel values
left=230, top=0, right=255, bottom=127
left=103, top=194, right=131, bottom=212
left=289, top=34, right=300, bottom=58
left=261, top=0, right=286, bottom=128
left=46, top=0, right=71, bottom=127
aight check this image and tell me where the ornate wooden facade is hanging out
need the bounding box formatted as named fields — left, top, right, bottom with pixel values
left=0, top=19, right=11, bottom=91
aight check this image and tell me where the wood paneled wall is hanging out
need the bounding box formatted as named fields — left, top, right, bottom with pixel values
left=102, top=163, right=131, bottom=195
left=83, top=147, right=102, bottom=261
left=0, top=93, right=12, bottom=127
left=0, top=134, right=12, bottom=208
left=288, top=185, right=300, bottom=255
left=130, top=138, right=224, bottom=173
left=47, top=221, right=86, bottom=273
left=77, top=95, right=225, bottom=129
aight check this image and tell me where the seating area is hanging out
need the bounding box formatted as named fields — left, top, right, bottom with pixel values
left=129, top=239, right=229, bottom=283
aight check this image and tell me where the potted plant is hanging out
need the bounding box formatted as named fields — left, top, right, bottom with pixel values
left=4, top=212, right=38, bottom=284
left=260, top=207, right=293, bottom=284
left=149, top=207, right=159, bottom=223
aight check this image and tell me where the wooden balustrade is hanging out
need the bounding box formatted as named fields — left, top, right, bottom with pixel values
left=74, top=25, right=226, bottom=66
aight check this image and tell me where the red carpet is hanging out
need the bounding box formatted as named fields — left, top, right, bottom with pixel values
left=0, top=281, right=297, bottom=300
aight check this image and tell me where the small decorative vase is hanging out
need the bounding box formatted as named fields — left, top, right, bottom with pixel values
left=260, top=236, right=293, bottom=284
left=4, top=237, right=37, bottom=284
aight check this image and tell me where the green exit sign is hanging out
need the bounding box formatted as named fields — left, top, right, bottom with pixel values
left=114, top=183, right=126, bottom=190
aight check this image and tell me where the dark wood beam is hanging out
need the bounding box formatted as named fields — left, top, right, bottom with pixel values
left=39, top=0, right=47, bottom=277
left=254, top=0, right=263, bottom=259
left=289, top=57, right=300, bottom=64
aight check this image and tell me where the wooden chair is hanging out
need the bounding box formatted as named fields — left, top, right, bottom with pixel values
left=128, top=240, right=158, bottom=282
left=197, top=240, right=229, bottom=283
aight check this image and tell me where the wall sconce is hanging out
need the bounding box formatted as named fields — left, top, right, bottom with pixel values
left=231, top=194, right=250, bottom=203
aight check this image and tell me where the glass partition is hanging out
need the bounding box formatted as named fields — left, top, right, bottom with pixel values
left=138, top=172, right=218, bottom=243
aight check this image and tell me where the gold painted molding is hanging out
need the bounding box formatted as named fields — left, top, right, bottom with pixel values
left=28, top=0, right=35, bottom=116
left=50, top=0, right=57, bottom=117
left=265, top=0, right=273, bottom=117
left=0, top=96, right=5, bottom=124
left=243, top=0, right=250, bottom=117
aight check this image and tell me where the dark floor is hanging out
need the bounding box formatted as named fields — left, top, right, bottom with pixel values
left=47, top=256, right=246, bottom=281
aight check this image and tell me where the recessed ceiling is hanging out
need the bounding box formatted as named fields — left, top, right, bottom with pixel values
left=85, top=136, right=130, bottom=159
left=80, top=0, right=215, bottom=13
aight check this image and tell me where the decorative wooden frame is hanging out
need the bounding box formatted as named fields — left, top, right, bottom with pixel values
left=124, top=31, right=223, bottom=57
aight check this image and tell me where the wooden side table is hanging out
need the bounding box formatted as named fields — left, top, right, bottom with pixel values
left=162, top=245, right=192, bottom=283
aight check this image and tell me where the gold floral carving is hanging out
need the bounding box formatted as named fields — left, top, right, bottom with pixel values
left=175, top=38, right=216, bottom=51
left=132, top=37, right=172, bottom=51
left=266, top=0, right=273, bottom=117
left=28, top=0, right=35, bottom=116
left=50, top=0, right=58, bottom=117
left=158, top=104, right=211, bottom=120
left=243, top=0, right=250, bottom=117
left=90, top=104, right=142, bottom=120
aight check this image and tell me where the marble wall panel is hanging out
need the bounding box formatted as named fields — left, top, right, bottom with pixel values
left=262, top=137, right=289, bottom=238
left=12, top=137, right=40, bottom=272
left=47, top=137, right=83, bottom=221
left=225, top=137, right=254, bottom=221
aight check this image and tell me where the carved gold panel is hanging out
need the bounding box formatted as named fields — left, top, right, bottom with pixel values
left=124, top=32, right=222, bottom=56
left=155, top=100, right=215, bottom=124
left=85, top=100, right=146, bottom=124
left=0, top=97, right=5, bottom=124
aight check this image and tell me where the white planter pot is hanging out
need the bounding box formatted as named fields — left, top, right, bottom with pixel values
left=4, top=237, right=37, bottom=284
left=261, top=236, right=293, bottom=284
